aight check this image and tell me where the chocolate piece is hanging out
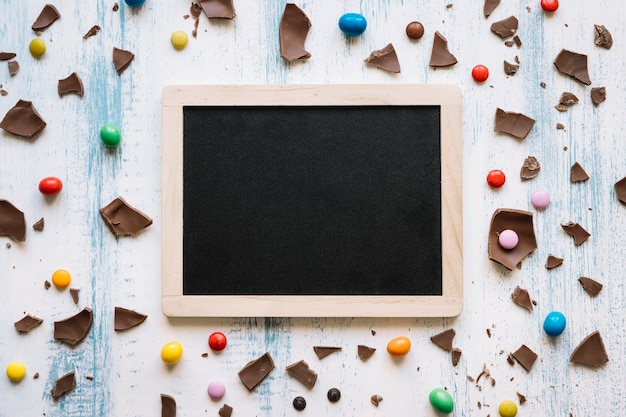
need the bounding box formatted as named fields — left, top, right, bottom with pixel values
left=51, top=371, right=76, bottom=399
left=556, top=123, right=565, bottom=130
left=85, top=375, right=94, bottom=380
left=161, top=394, right=176, bottom=417
left=238, top=352, right=274, bottom=390
left=616, top=177, right=626, bottom=205
left=540, top=81, right=546, bottom=88
left=358, top=344, right=376, bottom=361
left=511, top=286, right=533, bottom=311
left=504, top=40, right=514, bottom=47
left=285, top=360, right=317, bottom=388
left=488, top=209, right=537, bottom=271
left=198, top=0, right=235, bottom=19
left=429, top=32, right=457, bottom=67
left=0, top=99, right=47, bottom=140
left=520, top=156, right=540, bottom=179
left=190, top=2, right=202, bottom=19
left=83, top=25, right=100, bottom=39
left=0, top=200, right=26, bottom=241
left=570, top=331, right=608, bottom=366
left=14, top=314, right=43, bottom=332
left=58, top=72, right=84, bottom=97
left=517, top=392, right=526, bottom=404
left=313, top=346, right=341, bottom=359
left=513, top=35, right=522, bottom=47
left=53, top=307, right=93, bottom=346
left=33, top=372, right=39, bottom=379
left=8, top=61, right=19, bottom=76
left=594, top=24, right=613, bottom=49
left=218, top=404, right=233, bottom=417
left=570, top=162, right=589, bottom=182
left=279, top=4, right=311, bottom=62
left=371, top=394, right=383, bottom=406
left=70, top=288, right=80, bottom=304
left=114, top=306, right=147, bottom=331
left=578, top=276, right=603, bottom=297
left=113, top=3, right=119, bottom=11
left=430, top=329, right=455, bottom=351
left=364, top=43, right=401, bottom=73
left=32, top=4, right=61, bottom=32
left=483, top=0, right=500, bottom=17
left=504, top=60, right=518, bottom=75
left=506, top=353, right=515, bottom=365
left=559, top=92, right=579, bottom=107
left=99, top=197, right=153, bottom=236
left=554, top=49, right=591, bottom=85
left=512, top=345, right=537, bottom=371
left=451, top=348, right=462, bottom=366
left=591, top=87, right=606, bottom=106
left=112, top=47, right=134, bottom=75
left=0, top=52, right=16, bottom=60
left=406, top=21, right=425, bottom=39
left=494, top=108, right=535, bottom=139
left=33, top=217, right=45, bottom=231
left=0, top=90, right=7, bottom=96
left=561, top=222, right=590, bottom=245
left=546, top=254, right=563, bottom=269
left=327, top=388, right=341, bottom=402
left=555, top=104, right=568, bottom=112
left=491, top=16, right=518, bottom=38
left=292, top=396, right=306, bottom=410
left=45, top=280, right=51, bottom=289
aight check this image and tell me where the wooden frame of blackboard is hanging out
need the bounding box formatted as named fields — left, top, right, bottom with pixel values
left=162, top=84, right=462, bottom=317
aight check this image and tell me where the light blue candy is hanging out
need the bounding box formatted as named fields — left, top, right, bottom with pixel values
left=338, top=13, right=367, bottom=37
left=543, top=311, right=566, bottom=337
left=124, top=0, right=146, bottom=7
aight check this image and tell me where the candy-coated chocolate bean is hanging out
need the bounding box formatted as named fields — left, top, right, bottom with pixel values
left=208, top=331, right=227, bottom=351
left=338, top=13, right=367, bottom=37
left=498, top=229, right=519, bottom=249
left=29, top=38, right=46, bottom=58
left=124, top=0, right=146, bottom=7
left=406, top=21, right=424, bottom=39
left=386, top=336, right=411, bottom=355
left=207, top=381, right=226, bottom=399
left=100, top=123, right=122, bottom=147
left=543, top=311, right=566, bottom=337
left=498, top=399, right=518, bottom=417
left=293, top=396, right=306, bottom=410
left=540, top=0, right=558, bottom=12
left=531, top=189, right=551, bottom=209
left=39, top=177, right=63, bottom=195
left=429, top=387, right=454, bottom=414
left=161, top=341, right=183, bottom=365
left=6, top=361, right=26, bottom=382
left=487, top=169, right=506, bottom=188
left=51, top=269, right=71, bottom=288
left=171, top=31, right=188, bottom=50
left=472, top=64, right=489, bottom=82
left=327, top=388, right=341, bottom=402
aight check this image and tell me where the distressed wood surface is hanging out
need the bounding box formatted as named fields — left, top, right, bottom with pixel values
left=1, top=1, right=625, bottom=416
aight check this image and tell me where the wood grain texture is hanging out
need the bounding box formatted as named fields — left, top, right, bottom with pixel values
left=1, top=0, right=625, bottom=416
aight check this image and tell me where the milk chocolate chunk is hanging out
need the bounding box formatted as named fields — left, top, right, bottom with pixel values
left=218, top=404, right=233, bottom=417
left=591, top=87, right=606, bottom=106
left=484, top=0, right=501, bottom=18
left=578, top=276, right=603, bottom=297
left=570, top=162, right=589, bottom=182
left=313, top=346, right=341, bottom=359
left=0, top=200, right=26, bottom=241
left=546, top=254, right=563, bottom=269
left=8, top=61, right=19, bottom=76
left=570, top=331, right=608, bottom=367
left=504, top=60, right=519, bottom=75
left=70, top=288, right=80, bottom=304
left=0, top=100, right=47, bottom=140
left=616, top=177, right=626, bottom=205
left=83, top=25, right=100, bottom=39
left=561, top=222, right=590, bottom=245
left=429, top=31, right=457, bottom=67
left=14, top=314, right=43, bottom=332
left=430, top=329, right=455, bottom=351
left=285, top=360, right=317, bottom=388
left=114, top=306, right=148, bottom=331
left=594, top=24, right=613, bottom=49
left=513, top=35, right=522, bottom=47
left=53, top=307, right=93, bottom=346
left=33, top=217, right=44, bottom=231
left=512, top=345, right=537, bottom=371
left=99, top=197, right=153, bottom=236
left=451, top=348, right=462, bottom=366
left=358, top=344, right=376, bottom=361
left=112, top=2, right=119, bottom=11
left=112, top=47, right=134, bottom=75
left=238, top=352, right=274, bottom=390
left=554, top=49, right=591, bottom=85
left=161, top=394, right=176, bottom=417
left=0, top=52, right=16, bottom=60
left=520, top=156, right=540, bottom=179
left=279, top=4, right=311, bottom=62
left=490, top=16, right=518, bottom=38
left=511, top=286, right=533, bottom=311
left=32, top=4, right=61, bottom=32
left=58, top=72, right=84, bottom=97
left=488, top=209, right=537, bottom=271
left=556, top=123, right=565, bottom=129
left=364, top=43, right=401, bottom=73
left=556, top=92, right=579, bottom=112
left=371, top=394, right=383, bottom=407
left=199, top=0, right=236, bottom=19
left=51, top=371, right=76, bottom=399
left=494, top=108, right=535, bottom=139
left=190, top=2, right=202, bottom=19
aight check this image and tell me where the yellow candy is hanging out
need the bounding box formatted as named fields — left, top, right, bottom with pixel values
left=161, top=341, right=183, bottom=365
left=29, top=38, right=46, bottom=58
left=170, top=31, right=188, bottom=50
left=52, top=269, right=71, bottom=288
left=498, top=400, right=518, bottom=417
left=386, top=336, right=411, bottom=356
left=6, top=361, right=26, bottom=382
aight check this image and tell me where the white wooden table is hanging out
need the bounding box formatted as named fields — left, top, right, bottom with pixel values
left=1, top=1, right=624, bottom=416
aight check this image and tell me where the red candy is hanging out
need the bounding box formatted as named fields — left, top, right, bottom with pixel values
left=208, top=332, right=227, bottom=351
left=487, top=170, right=506, bottom=188
left=540, top=0, right=559, bottom=12
left=471, top=65, right=489, bottom=82
left=38, top=176, right=63, bottom=195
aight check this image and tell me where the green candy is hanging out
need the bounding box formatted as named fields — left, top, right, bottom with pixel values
left=100, top=123, right=121, bottom=147
left=429, top=387, right=454, bottom=414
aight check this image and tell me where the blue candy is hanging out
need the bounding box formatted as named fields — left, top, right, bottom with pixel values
left=543, top=311, right=566, bottom=337
left=124, top=0, right=146, bottom=7
left=338, top=13, right=367, bottom=37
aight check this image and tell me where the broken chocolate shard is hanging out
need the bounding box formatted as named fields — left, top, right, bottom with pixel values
left=504, top=60, right=519, bottom=75
left=32, top=4, right=61, bottom=32
left=554, top=49, right=591, bottom=85
left=0, top=90, right=7, bottom=96
left=364, top=43, right=401, bottom=73
left=556, top=123, right=565, bottom=129
left=58, top=72, right=84, bottom=97
left=451, top=348, right=462, bottom=366
left=112, top=47, right=134, bottom=75
left=570, top=162, right=589, bottom=182
left=371, top=394, right=383, bottom=406
left=511, top=286, right=533, bottom=311
left=69, top=288, right=80, bottom=304
left=430, top=329, right=455, bottom=351
left=218, top=404, right=233, bottom=417
left=14, top=314, right=43, bottom=332
left=429, top=31, right=457, bottom=67
left=0, top=200, right=26, bottom=241
left=279, top=3, right=311, bottom=62
left=512, top=345, right=538, bottom=371
left=161, top=394, right=176, bottom=417
left=83, top=25, right=100, bottom=39
left=488, top=209, right=537, bottom=271
left=313, top=346, right=341, bottom=359
left=616, top=177, right=626, bottom=205
left=285, top=360, right=317, bottom=388
left=570, top=331, right=608, bottom=366
left=0, top=99, right=47, bottom=140
left=591, top=87, right=606, bottom=106
left=199, top=0, right=236, bottom=19
left=99, top=197, right=153, bottom=236
left=51, top=371, right=76, bottom=399
left=8, top=61, right=19, bottom=76
left=491, top=16, right=518, bottom=38
left=494, top=108, right=535, bottom=139
left=358, top=344, right=376, bottom=361
left=546, top=254, right=563, bottom=269
left=555, top=104, right=568, bottom=112
left=33, top=217, right=44, bottom=231
left=238, top=352, right=274, bottom=390
left=0, top=52, right=16, bottom=60
left=520, top=156, right=540, bottom=179
left=484, top=0, right=500, bottom=17
left=561, top=222, right=590, bottom=245
left=114, top=306, right=148, bottom=331
left=559, top=92, right=579, bottom=106
left=578, top=277, right=603, bottom=297
left=594, top=24, right=613, bottom=49
left=53, top=307, right=93, bottom=346
left=513, top=35, right=522, bottom=47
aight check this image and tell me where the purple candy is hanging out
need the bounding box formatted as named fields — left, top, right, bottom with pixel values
left=531, top=189, right=551, bottom=209
left=498, top=229, right=519, bottom=249
left=207, top=381, right=226, bottom=399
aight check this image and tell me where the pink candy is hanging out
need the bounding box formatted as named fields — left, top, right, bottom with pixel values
left=207, top=381, right=226, bottom=399
left=531, top=189, right=551, bottom=209
left=498, top=229, right=519, bottom=249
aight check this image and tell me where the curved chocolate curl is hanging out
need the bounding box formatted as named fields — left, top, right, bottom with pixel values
left=32, top=4, right=61, bottom=32
left=429, top=31, right=457, bottom=67
left=58, top=72, right=84, bottom=97
left=161, top=394, right=177, bottom=417
left=54, top=307, right=93, bottom=346
left=99, top=197, right=153, bottom=236
left=570, top=331, right=608, bottom=367
left=0, top=99, right=47, bottom=140
left=488, top=209, right=537, bottom=271
left=0, top=200, right=26, bottom=241
left=279, top=4, right=311, bottom=62
left=364, top=43, right=401, bottom=73
left=114, top=306, right=148, bottom=331
left=554, top=49, right=591, bottom=85
left=199, top=0, right=236, bottom=19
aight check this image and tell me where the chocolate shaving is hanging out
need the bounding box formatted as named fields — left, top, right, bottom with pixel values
left=0, top=99, right=47, bottom=140
left=218, top=404, right=233, bottom=417
left=511, top=286, right=533, bottom=311
left=238, top=352, right=274, bottom=390
left=313, top=346, right=341, bottom=359
left=279, top=4, right=311, bottom=62
left=0, top=200, right=26, bottom=241
left=491, top=16, right=518, bottom=38
left=33, top=217, right=45, bottom=231
left=594, top=25, right=613, bottom=49
left=591, top=87, right=606, bottom=106
left=285, top=360, right=317, bottom=388
left=578, top=276, right=603, bottom=297
left=99, top=197, right=153, bottom=236
left=161, top=394, right=176, bottom=417
left=488, top=209, right=537, bottom=271
left=554, top=49, right=591, bottom=85
left=14, top=314, right=43, bottom=332
left=32, top=4, right=61, bottom=32
left=53, top=307, right=93, bottom=346
left=570, top=162, right=589, bottom=182
left=494, top=108, right=535, bottom=139
left=114, top=306, right=147, bottom=331
left=358, top=344, right=376, bottom=361
left=430, top=329, right=455, bottom=351
left=429, top=31, right=457, bottom=67
left=506, top=353, right=515, bottom=365
left=364, top=43, right=401, bottom=73
left=0, top=90, right=7, bottom=96
left=198, top=0, right=235, bottom=19
left=561, top=222, right=590, bottom=245
left=112, top=47, right=134, bottom=75
left=546, top=254, right=563, bottom=269
left=51, top=371, right=76, bottom=399
left=371, top=394, right=383, bottom=407
left=0, top=52, right=16, bottom=60
left=570, top=331, right=608, bottom=366
left=520, top=156, right=540, bottom=179
left=8, top=61, right=19, bottom=76
left=70, top=288, right=80, bottom=304
left=82, top=25, right=101, bottom=39
left=58, top=72, right=84, bottom=97
left=512, top=345, right=538, bottom=371
left=483, top=0, right=500, bottom=17
left=504, top=60, right=519, bottom=75
left=451, top=348, right=462, bottom=366
left=615, top=177, right=626, bottom=205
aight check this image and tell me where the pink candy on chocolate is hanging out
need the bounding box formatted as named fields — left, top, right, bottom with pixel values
left=498, top=229, right=519, bottom=249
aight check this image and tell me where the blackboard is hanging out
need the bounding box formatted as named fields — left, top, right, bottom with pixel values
left=162, top=85, right=462, bottom=317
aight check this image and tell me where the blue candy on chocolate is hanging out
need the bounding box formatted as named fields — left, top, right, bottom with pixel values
left=338, top=13, right=367, bottom=36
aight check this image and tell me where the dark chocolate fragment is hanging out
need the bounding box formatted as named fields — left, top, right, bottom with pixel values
left=51, top=371, right=76, bottom=399
left=112, top=47, right=134, bottom=75
left=483, top=0, right=500, bottom=18
left=520, top=156, right=540, bottom=179
left=511, top=286, right=533, bottom=311
left=358, top=344, right=376, bottom=361
left=554, top=49, right=591, bottom=85
left=594, top=24, right=613, bottom=49
left=364, top=43, right=401, bottom=73
left=218, top=404, right=233, bottom=417
left=616, top=177, right=626, bottom=205
left=513, top=35, right=522, bottom=47
left=545, top=254, right=563, bottom=269
left=488, top=209, right=537, bottom=271
left=494, top=108, right=535, bottom=139
left=570, top=162, right=589, bottom=182
left=313, top=346, right=341, bottom=359
left=14, top=314, right=43, bottom=332
left=430, top=329, right=455, bottom=351
left=490, top=16, right=518, bottom=38
left=591, top=87, right=606, bottom=106
left=33, top=217, right=45, bottom=231
left=0, top=99, right=47, bottom=140
left=238, top=352, right=274, bottom=390
left=429, top=31, right=457, bottom=67
left=99, top=197, right=153, bottom=236
left=371, top=394, right=383, bottom=406
left=198, top=0, right=236, bottom=19
left=285, top=360, right=317, bottom=388
left=279, top=4, right=311, bottom=62
left=85, top=375, right=94, bottom=380
left=555, top=104, right=568, bottom=112
left=504, top=40, right=514, bottom=47
left=8, top=61, right=19, bottom=76
left=161, top=394, right=176, bottom=417
left=512, top=345, right=538, bottom=371
left=32, top=4, right=61, bottom=32
left=83, top=25, right=100, bottom=39
left=114, top=306, right=147, bottom=331
left=58, top=72, right=84, bottom=97
left=0, top=52, right=16, bottom=60
left=578, top=277, right=603, bottom=297
left=506, top=353, right=515, bottom=365
left=0, top=200, right=26, bottom=241
left=53, top=307, right=93, bottom=346
left=293, top=396, right=306, bottom=410
left=112, top=3, right=119, bottom=11
left=327, top=388, right=341, bottom=402
left=504, top=60, right=519, bottom=75
left=451, top=348, right=462, bottom=366
left=570, top=331, right=608, bottom=366
left=561, top=222, right=590, bottom=245
left=69, top=288, right=80, bottom=304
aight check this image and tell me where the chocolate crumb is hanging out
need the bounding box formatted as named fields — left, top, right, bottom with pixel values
left=114, top=306, right=148, bottom=331
left=555, top=104, right=568, bottom=112
left=511, top=286, right=533, bottom=311
left=218, top=404, right=233, bottom=417
left=540, top=82, right=546, bottom=88
left=358, top=344, right=376, bottom=361
left=33, top=372, right=39, bottom=379
left=279, top=3, right=311, bottom=62
left=504, top=41, right=514, bottom=47
left=514, top=55, right=520, bottom=64
left=561, top=222, right=590, bottom=245
left=364, top=43, right=401, bottom=73
left=5, top=243, right=10, bottom=249
left=578, top=276, right=603, bottom=297
left=45, top=280, right=51, bottom=289
left=86, top=375, right=94, bottom=381
left=313, top=346, right=341, bottom=359
left=490, top=16, right=518, bottom=38
left=467, top=375, right=475, bottom=382
left=8, top=61, right=19, bottom=76
left=532, top=300, right=537, bottom=306
left=53, top=307, right=93, bottom=346
left=483, top=0, right=501, bottom=17
left=512, top=345, right=538, bottom=371
left=594, top=24, right=613, bottom=49
left=446, top=3, right=453, bottom=8
left=0, top=89, right=7, bottom=96
left=370, top=394, right=383, bottom=407
left=488, top=209, right=537, bottom=270
left=99, top=197, right=153, bottom=236
left=494, top=108, right=535, bottom=139
left=429, top=31, right=457, bottom=67
left=0, top=200, right=26, bottom=241
left=517, top=392, right=526, bottom=404
left=33, top=217, right=45, bottom=231
left=371, top=329, right=376, bottom=336
left=69, top=288, right=80, bottom=304
left=556, top=123, right=565, bottom=130
left=506, top=353, right=515, bottom=365
left=451, top=348, right=462, bottom=366
left=51, top=371, right=76, bottom=399
left=32, top=4, right=61, bottom=32
left=201, top=352, right=208, bottom=357
left=504, top=60, right=519, bottom=75
left=285, top=360, right=317, bottom=388
left=238, top=352, right=275, bottom=390
left=83, top=25, right=101, bottom=39
left=546, top=254, right=564, bottom=269
left=477, top=401, right=482, bottom=409
left=554, top=49, right=591, bottom=85
left=113, top=3, right=119, bottom=11
left=199, top=0, right=236, bottom=19
left=615, top=177, right=626, bottom=205
left=190, top=2, right=202, bottom=19
left=430, top=329, right=455, bottom=351
left=14, top=314, right=44, bottom=332
left=486, top=328, right=492, bottom=338
left=559, top=91, right=579, bottom=106
left=112, top=47, right=134, bottom=75
left=570, top=331, right=608, bottom=367
left=571, top=162, right=589, bottom=182
left=0, top=52, right=17, bottom=60
left=476, top=363, right=490, bottom=383
left=513, top=35, right=522, bottom=47
left=0, top=100, right=47, bottom=141
left=58, top=72, right=84, bottom=97
left=564, top=146, right=568, bottom=151
left=591, top=87, right=606, bottom=106
left=161, top=394, right=176, bottom=417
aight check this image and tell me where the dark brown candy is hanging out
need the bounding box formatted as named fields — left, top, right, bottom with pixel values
left=504, top=60, right=518, bottom=75
left=327, top=388, right=341, bottom=402
left=406, top=21, right=424, bottom=39
left=218, top=404, right=233, bottom=417
left=293, top=396, right=306, bottom=410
